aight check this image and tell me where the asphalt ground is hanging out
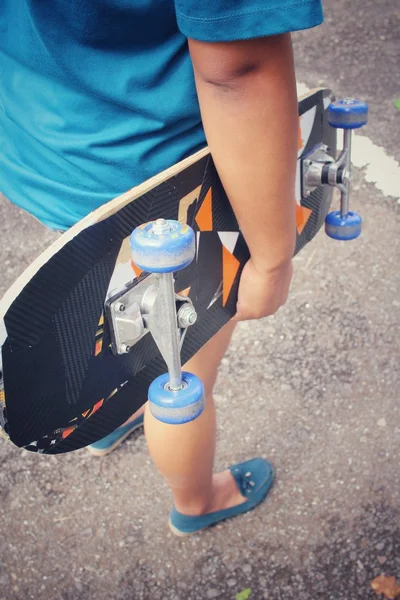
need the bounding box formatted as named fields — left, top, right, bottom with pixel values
left=0, top=2, right=399, bottom=598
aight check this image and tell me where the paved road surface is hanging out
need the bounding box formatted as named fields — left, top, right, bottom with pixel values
left=0, top=2, right=399, bottom=599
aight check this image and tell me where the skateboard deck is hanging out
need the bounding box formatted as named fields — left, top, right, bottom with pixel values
left=0, top=88, right=336, bottom=454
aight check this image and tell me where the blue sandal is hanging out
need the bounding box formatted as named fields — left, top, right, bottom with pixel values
left=87, top=413, right=144, bottom=456
left=169, top=458, right=274, bottom=536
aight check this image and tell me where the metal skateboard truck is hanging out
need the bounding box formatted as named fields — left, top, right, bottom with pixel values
left=109, top=98, right=368, bottom=426
left=109, top=218, right=205, bottom=425
left=303, top=98, right=368, bottom=240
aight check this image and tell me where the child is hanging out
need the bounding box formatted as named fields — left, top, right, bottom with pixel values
left=0, top=0, right=323, bottom=535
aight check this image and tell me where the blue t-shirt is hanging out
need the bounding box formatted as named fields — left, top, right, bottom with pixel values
left=0, top=0, right=323, bottom=230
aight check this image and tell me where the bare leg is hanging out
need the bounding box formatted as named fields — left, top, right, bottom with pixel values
left=144, top=321, right=247, bottom=515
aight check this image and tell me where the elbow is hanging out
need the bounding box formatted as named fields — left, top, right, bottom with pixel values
left=188, top=34, right=290, bottom=91
left=199, top=61, right=263, bottom=90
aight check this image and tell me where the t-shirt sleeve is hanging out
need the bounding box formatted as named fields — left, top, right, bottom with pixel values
left=174, top=0, right=323, bottom=42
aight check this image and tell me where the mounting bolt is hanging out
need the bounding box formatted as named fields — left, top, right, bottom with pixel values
left=177, top=304, right=198, bottom=328
left=114, top=302, right=126, bottom=313
left=121, top=343, right=131, bottom=353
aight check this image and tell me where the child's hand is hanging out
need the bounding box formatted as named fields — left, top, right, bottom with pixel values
left=233, top=257, right=293, bottom=321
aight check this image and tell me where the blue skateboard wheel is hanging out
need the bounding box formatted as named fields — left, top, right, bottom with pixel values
left=325, top=210, right=362, bottom=240
left=328, top=99, right=368, bottom=129
left=148, top=371, right=205, bottom=424
left=130, top=219, right=195, bottom=273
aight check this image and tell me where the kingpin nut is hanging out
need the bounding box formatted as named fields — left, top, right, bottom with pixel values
left=177, top=304, right=198, bottom=328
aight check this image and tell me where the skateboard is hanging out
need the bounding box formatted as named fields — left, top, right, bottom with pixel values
left=0, top=89, right=368, bottom=454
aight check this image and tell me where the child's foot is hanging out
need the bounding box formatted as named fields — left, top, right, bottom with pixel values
left=205, top=469, right=248, bottom=513
left=87, top=413, right=144, bottom=456
left=169, top=458, right=274, bottom=536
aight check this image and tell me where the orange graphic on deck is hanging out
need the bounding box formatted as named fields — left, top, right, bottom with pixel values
left=131, top=260, right=143, bottom=278
left=92, top=399, right=104, bottom=414
left=195, top=188, right=213, bottom=231
left=82, top=399, right=104, bottom=420
left=178, top=287, right=191, bottom=297
left=296, top=205, right=312, bottom=234
left=94, top=313, right=104, bottom=356
left=62, top=426, right=75, bottom=439
left=298, top=118, right=303, bottom=151
left=222, top=245, right=240, bottom=307
left=95, top=339, right=103, bottom=356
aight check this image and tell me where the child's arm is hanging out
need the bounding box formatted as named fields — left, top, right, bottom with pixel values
left=189, top=33, right=298, bottom=320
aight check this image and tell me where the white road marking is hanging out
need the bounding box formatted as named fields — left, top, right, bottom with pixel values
left=297, top=83, right=400, bottom=202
